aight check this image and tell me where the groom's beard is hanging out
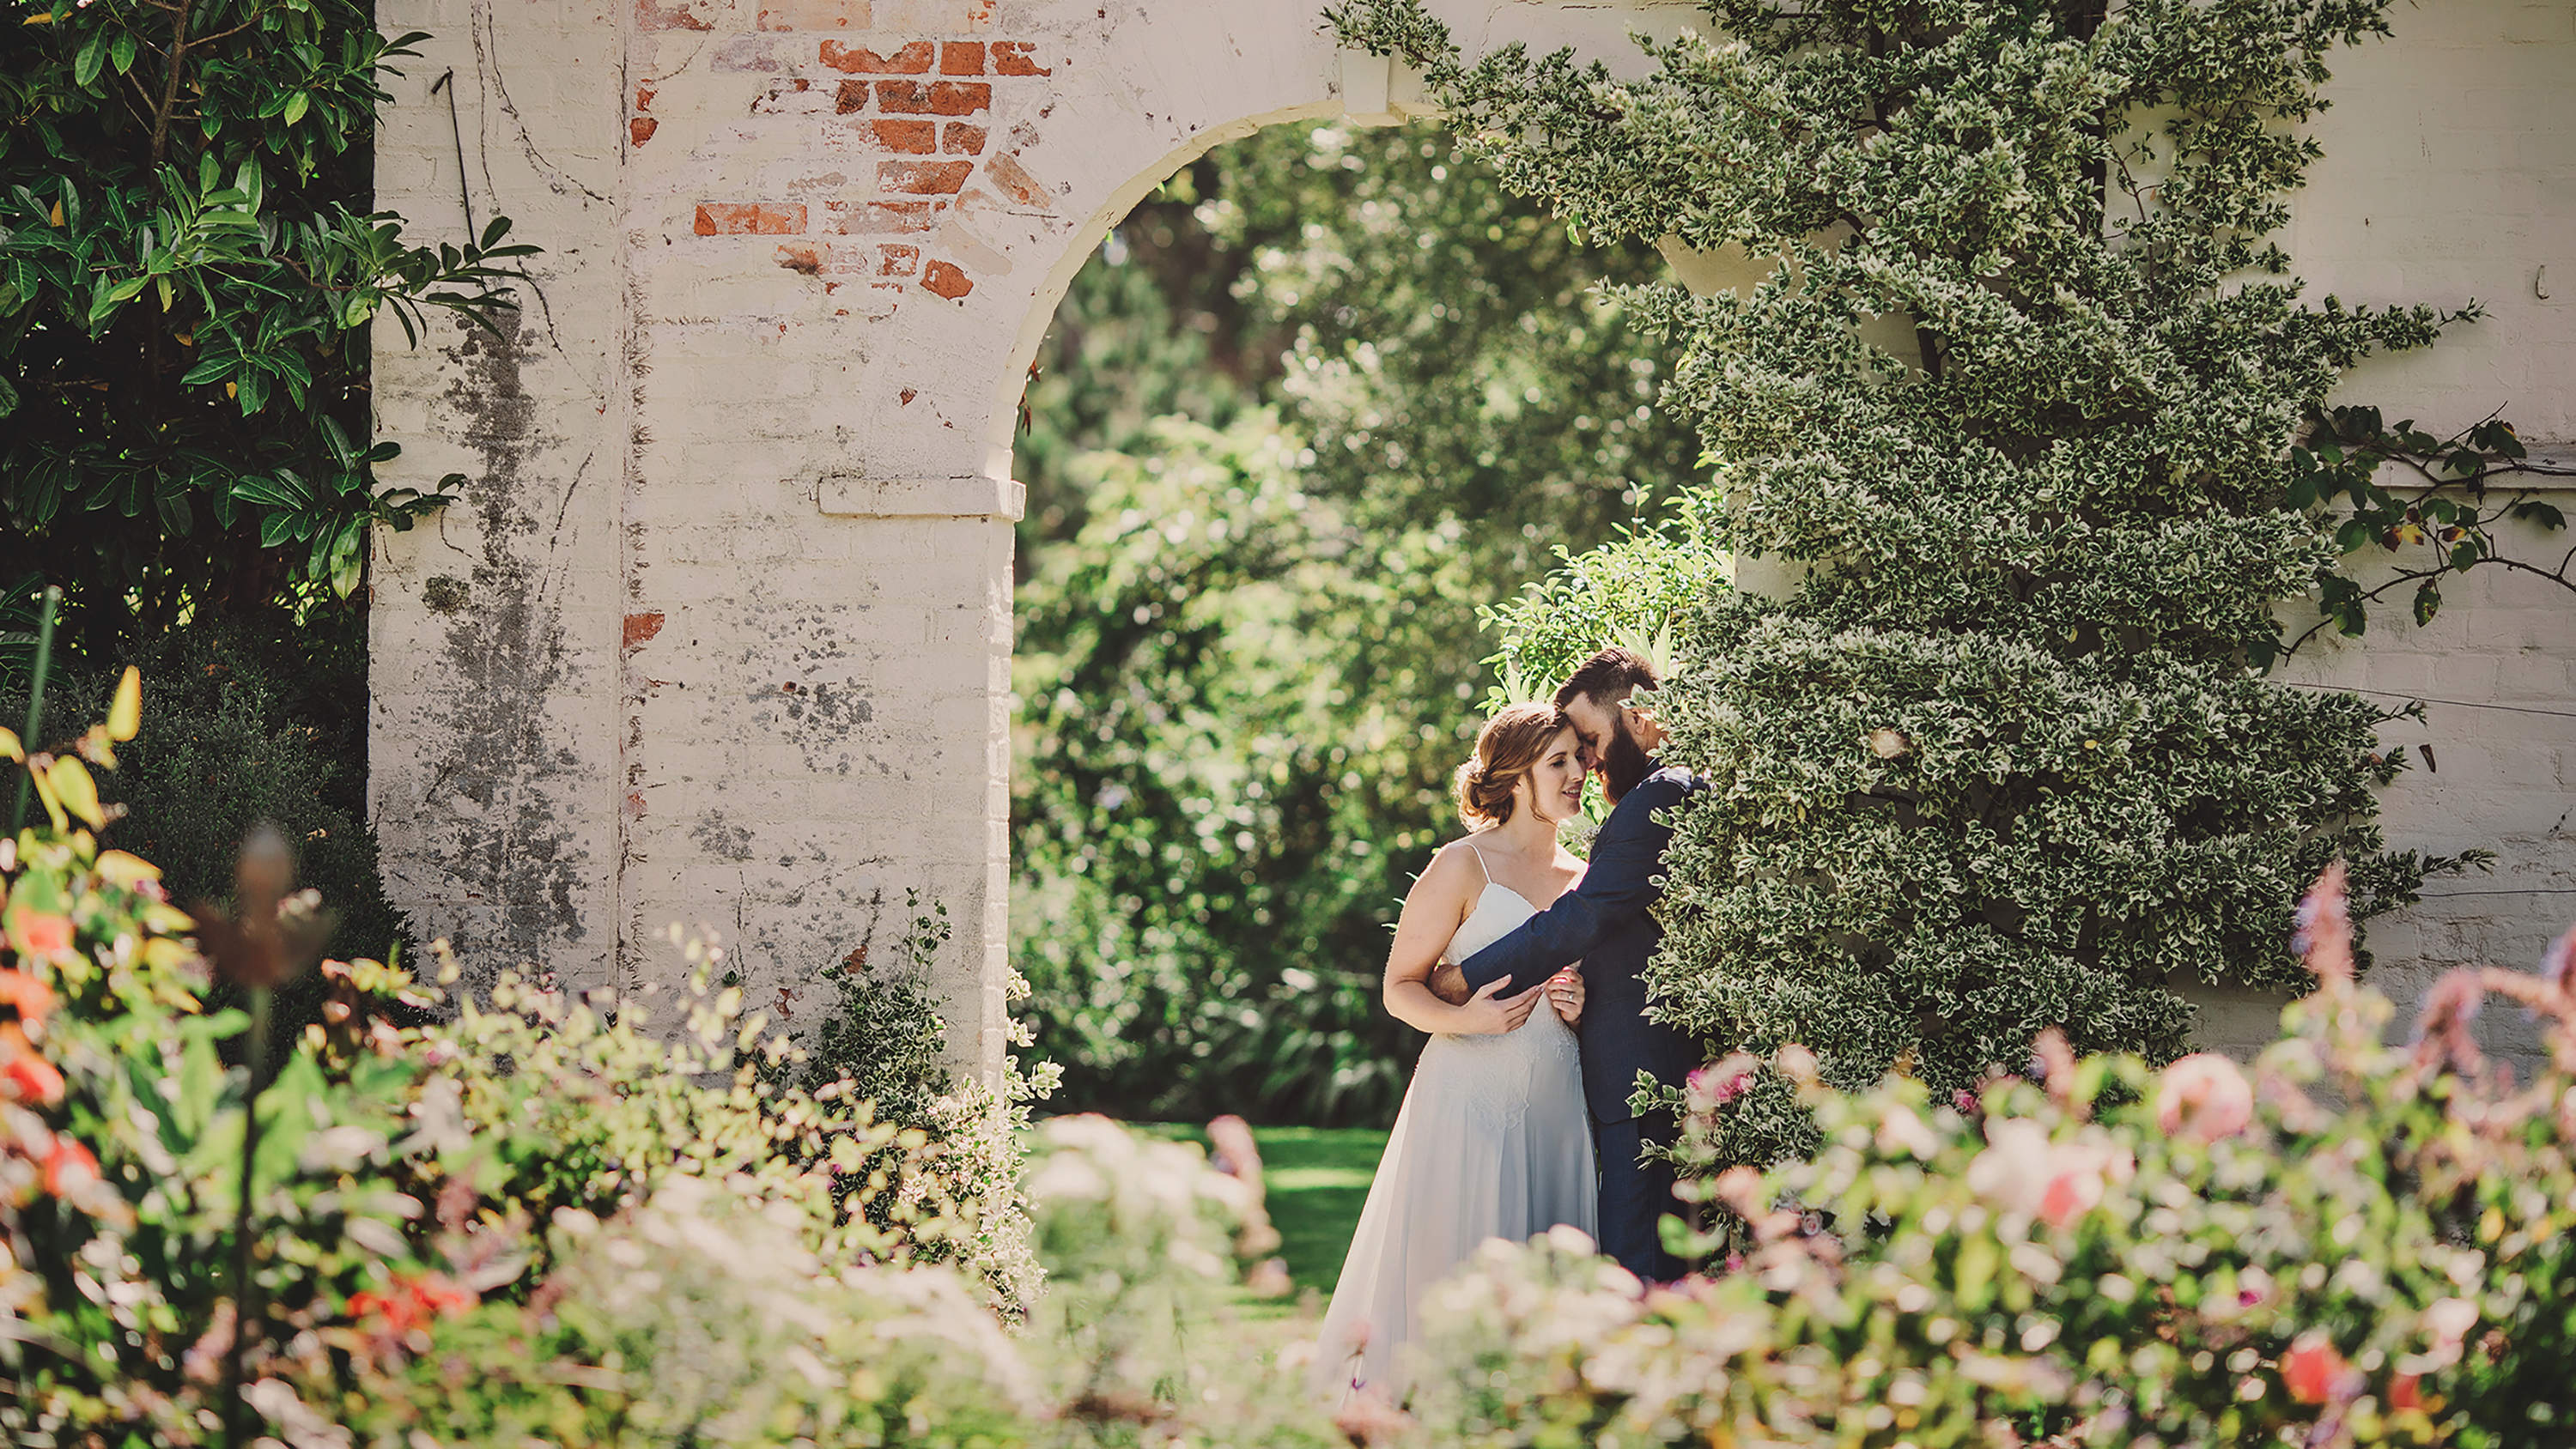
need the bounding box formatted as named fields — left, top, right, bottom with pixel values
left=1600, top=716, right=1653, bottom=803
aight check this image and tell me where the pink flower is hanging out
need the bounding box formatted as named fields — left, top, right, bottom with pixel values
left=1967, top=1119, right=2131, bottom=1230
left=2154, top=1053, right=2256, bottom=1141
left=1689, top=1052, right=1760, bottom=1106
left=2037, top=1166, right=2101, bottom=1229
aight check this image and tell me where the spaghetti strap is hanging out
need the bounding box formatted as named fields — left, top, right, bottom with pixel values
left=1461, top=836, right=1492, bottom=882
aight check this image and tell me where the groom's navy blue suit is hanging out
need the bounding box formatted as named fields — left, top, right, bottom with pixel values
left=1455, top=761, right=1703, bottom=1282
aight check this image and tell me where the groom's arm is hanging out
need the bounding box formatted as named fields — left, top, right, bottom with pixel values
left=1455, top=773, right=1686, bottom=997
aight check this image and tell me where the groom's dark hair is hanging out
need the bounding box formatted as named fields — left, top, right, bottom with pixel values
left=1555, top=646, right=1660, bottom=711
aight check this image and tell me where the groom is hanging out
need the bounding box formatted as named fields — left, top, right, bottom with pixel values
left=1431, top=646, right=1703, bottom=1282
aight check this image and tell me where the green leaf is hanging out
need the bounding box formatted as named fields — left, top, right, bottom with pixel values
left=73, top=34, right=105, bottom=88
left=2412, top=580, right=2440, bottom=626
left=282, top=91, right=310, bottom=127
left=111, top=31, right=137, bottom=74
left=231, top=472, right=309, bottom=509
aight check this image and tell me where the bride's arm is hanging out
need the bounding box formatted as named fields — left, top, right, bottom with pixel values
left=1384, top=846, right=1542, bottom=1035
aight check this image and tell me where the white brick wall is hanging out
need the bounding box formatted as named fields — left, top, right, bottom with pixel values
left=372, top=0, right=2575, bottom=1081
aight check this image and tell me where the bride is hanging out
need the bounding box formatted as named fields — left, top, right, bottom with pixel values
left=1311, top=702, right=1595, bottom=1402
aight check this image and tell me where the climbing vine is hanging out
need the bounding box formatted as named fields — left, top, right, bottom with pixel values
left=1334, top=0, right=2511, bottom=1167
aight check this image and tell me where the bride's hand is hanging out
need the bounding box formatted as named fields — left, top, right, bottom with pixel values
left=1546, top=967, right=1584, bottom=1026
left=1454, top=976, right=1546, bottom=1034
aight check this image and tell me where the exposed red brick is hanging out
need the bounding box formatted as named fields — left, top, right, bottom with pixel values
left=878, top=243, right=922, bottom=276
left=900, top=387, right=918, bottom=404
left=991, top=40, right=1049, bottom=76
left=635, top=85, right=657, bottom=112
left=819, top=39, right=933, bottom=72
left=623, top=612, right=666, bottom=649
left=830, top=198, right=941, bottom=233
left=942, top=122, right=987, bottom=155
left=833, top=78, right=869, bottom=113
left=940, top=40, right=985, bottom=75
left=756, top=0, right=867, bottom=28
left=879, top=159, right=975, bottom=195
left=696, top=202, right=807, bottom=235
left=870, top=117, right=937, bottom=150
left=626, top=790, right=648, bottom=818
left=635, top=0, right=709, bottom=29
left=875, top=79, right=989, bottom=115
left=981, top=151, right=1048, bottom=206
left=629, top=117, right=659, bottom=148
left=776, top=241, right=825, bottom=274
left=921, top=260, right=973, bottom=300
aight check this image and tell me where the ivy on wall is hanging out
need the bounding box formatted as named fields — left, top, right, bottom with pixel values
left=1335, top=0, right=2501, bottom=1165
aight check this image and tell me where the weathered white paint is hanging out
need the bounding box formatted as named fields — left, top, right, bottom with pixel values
left=371, top=0, right=2575, bottom=1077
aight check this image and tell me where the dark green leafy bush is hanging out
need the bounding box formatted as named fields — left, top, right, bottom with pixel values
left=2, top=0, right=529, bottom=652
left=0, top=610, right=407, bottom=967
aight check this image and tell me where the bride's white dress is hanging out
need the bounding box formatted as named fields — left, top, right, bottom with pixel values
left=1311, top=850, right=1597, bottom=1400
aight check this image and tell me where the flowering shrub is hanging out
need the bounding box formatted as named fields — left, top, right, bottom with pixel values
left=332, top=1116, right=1327, bottom=1449
left=1394, top=865, right=2576, bottom=1448
left=782, top=889, right=1059, bottom=1313
left=0, top=687, right=1048, bottom=1442
left=338, top=1176, right=1043, bottom=1448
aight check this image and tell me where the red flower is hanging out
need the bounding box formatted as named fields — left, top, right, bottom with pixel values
left=349, top=1272, right=477, bottom=1337
left=2281, top=1336, right=2345, bottom=1404
left=0, top=968, right=54, bottom=1023
left=6, top=912, right=74, bottom=961
left=3, top=1046, right=64, bottom=1105
left=2390, top=1373, right=2423, bottom=1412
left=42, top=1135, right=99, bottom=1197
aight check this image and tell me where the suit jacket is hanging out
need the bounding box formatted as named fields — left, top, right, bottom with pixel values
left=1457, top=762, right=1704, bottom=1124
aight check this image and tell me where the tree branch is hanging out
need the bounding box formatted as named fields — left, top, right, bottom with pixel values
left=149, top=0, right=193, bottom=165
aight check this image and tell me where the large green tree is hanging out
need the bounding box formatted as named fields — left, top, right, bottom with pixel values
left=1012, top=123, right=1702, bottom=1125
left=1, top=0, right=525, bottom=657
left=1340, top=0, right=2482, bottom=1162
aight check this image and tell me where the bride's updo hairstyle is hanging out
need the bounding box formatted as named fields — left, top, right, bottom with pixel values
left=1454, top=701, right=1571, bottom=827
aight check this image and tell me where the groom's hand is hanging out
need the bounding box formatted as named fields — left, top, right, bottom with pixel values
left=1426, top=961, right=1470, bottom=1006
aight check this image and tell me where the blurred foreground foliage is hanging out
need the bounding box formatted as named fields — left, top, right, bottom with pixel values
left=12, top=688, right=2576, bottom=1447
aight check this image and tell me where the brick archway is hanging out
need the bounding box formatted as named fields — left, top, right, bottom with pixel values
left=372, top=0, right=2576, bottom=1077
left=368, top=0, right=1700, bottom=1074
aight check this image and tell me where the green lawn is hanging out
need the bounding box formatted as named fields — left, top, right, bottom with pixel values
left=1127, top=1123, right=1388, bottom=1297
